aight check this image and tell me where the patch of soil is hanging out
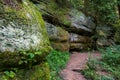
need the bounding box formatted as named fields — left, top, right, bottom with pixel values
left=60, top=51, right=101, bottom=80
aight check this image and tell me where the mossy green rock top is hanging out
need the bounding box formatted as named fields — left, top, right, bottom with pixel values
left=0, top=0, right=51, bottom=67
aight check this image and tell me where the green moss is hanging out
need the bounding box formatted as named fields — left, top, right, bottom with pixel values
left=114, top=31, right=120, bottom=43
left=51, top=42, right=69, bottom=52
left=0, top=50, right=50, bottom=69
left=0, top=62, right=50, bottom=80
left=29, top=62, right=50, bottom=80
left=38, top=1, right=71, bottom=26
left=0, top=0, right=51, bottom=68
left=23, top=0, right=51, bottom=51
left=113, top=20, right=120, bottom=43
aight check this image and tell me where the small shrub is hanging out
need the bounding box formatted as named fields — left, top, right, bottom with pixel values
left=100, top=75, right=114, bottom=80
left=113, top=20, right=120, bottom=43
left=82, top=45, right=120, bottom=80
left=47, top=50, right=70, bottom=80
left=101, top=45, right=120, bottom=67
left=81, top=69, right=98, bottom=80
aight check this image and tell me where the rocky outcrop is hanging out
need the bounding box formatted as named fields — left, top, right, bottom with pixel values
left=46, top=22, right=93, bottom=51
left=0, top=0, right=51, bottom=67
left=32, top=0, right=119, bottom=50
left=33, top=0, right=115, bottom=51
left=0, top=0, right=51, bottom=79
left=37, top=1, right=95, bottom=51
left=46, top=22, right=69, bottom=51
left=69, top=9, right=95, bottom=35
left=41, top=9, right=95, bottom=36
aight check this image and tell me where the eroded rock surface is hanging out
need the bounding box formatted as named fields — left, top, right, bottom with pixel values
left=0, top=0, right=51, bottom=67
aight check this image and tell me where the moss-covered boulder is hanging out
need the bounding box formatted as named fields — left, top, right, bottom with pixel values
left=0, top=0, right=51, bottom=67
left=36, top=1, right=95, bottom=36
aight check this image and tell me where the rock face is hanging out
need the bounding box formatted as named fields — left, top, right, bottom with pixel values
left=69, top=33, right=92, bottom=51
left=69, top=9, right=95, bottom=35
left=39, top=1, right=95, bottom=51
left=0, top=0, right=51, bottom=66
left=46, top=22, right=69, bottom=51
left=46, top=22, right=93, bottom=51
left=37, top=0, right=96, bottom=51
left=0, top=0, right=51, bottom=79
left=33, top=0, right=115, bottom=51
left=46, top=22, right=69, bottom=42
left=0, top=20, right=44, bottom=52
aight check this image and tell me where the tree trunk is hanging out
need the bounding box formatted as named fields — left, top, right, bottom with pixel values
left=84, top=0, right=89, bottom=16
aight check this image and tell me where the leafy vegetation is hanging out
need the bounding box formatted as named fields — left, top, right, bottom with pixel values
left=47, top=50, right=70, bottom=80
left=0, top=62, right=50, bottom=80
left=81, top=45, right=120, bottom=80
left=114, top=20, right=120, bottom=43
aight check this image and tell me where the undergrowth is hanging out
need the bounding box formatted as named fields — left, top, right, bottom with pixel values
left=81, top=45, right=120, bottom=80
left=47, top=50, right=70, bottom=80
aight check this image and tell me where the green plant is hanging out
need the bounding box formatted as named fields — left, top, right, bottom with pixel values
left=100, top=45, right=120, bottom=67
left=100, top=45, right=120, bottom=79
left=86, top=0, right=118, bottom=24
left=0, top=62, right=50, bottom=80
left=47, top=50, right=70, bottom=80
left=81, top=69, right=99, bottom=80
left=81, top=45, right=120, bottom=80
left=113, top=20, right=120, bottom=43
left=100, top=75, right=114, bottom=80
left=0, top=70, right=16, bottom=80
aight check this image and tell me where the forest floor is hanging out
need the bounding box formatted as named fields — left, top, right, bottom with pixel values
left=60, top=51, right=101, bottom=80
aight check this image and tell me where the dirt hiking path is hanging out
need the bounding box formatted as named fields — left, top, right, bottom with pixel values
left=60, top=51, right=101, bottom=80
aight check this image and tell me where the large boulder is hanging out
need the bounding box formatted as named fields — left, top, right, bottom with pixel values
left=0, top=0, right=51, bottom=67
